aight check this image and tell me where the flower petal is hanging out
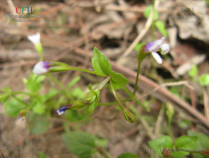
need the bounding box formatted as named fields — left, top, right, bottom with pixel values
left=57, top=105, right=69, bottom=115
left=152, top=52, right=162, bottom=64
left=145, top=37, right=165, bottom=52
left=27, top=32, right=40, bottom=45
left=33, top=61, right=50, bottom=75
left=160, top=43, right=170, bottom=55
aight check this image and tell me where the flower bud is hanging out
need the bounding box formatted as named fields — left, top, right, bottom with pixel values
left=83, top=90, right=100, bottom=103
left=69, top=100, right=87, bottom=110
left=123, top=108, right=135, bottom=123
left=166, top=103, right=174, bottom=118
left=27, top=32, right=43, bottom=55
left=33, top=61, right=50, bottom=75
left=33, top=61, right=70, bottom=75
left=19, top=109, right=27, bottom=121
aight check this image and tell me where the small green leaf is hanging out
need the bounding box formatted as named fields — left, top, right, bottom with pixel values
left=26, top=73, right=45, bottom=92
left=95, top=137, right=108, bottom=147
left=110, top=71, right=129, bottom=90
left=143, top=5, right=159, bottom=21
left=92, top=47, right=112, bottom=76
left=64, top=110, right=87, bottom=122
left=199, top=74, right=209, bottom=86
left=62, top=131, right=96, bottom=156
left=71, top=88, right=84, bottom=99
left=187, top=130, right=209, bottom=149
left=172, top=151, right=189, bottom=158
left=188, top=65, right=198, bottom=78
left=88, top=83, right=93, bottom=91
left=40, top=152, right=47, bottom=158
left=117, top=153, right=140, bottom=158
left=134, top=43, right=146, bottom=52
left=68, top=76, right=81, bottom=89
left=86, top=95, right=99, bottom=116
left=4, top=97, right=27, bottom=117
left=155, top=20, right=167, bottom=37
left=175, top=135, right=198, bottom=150
left=33, top=103, right=46, bottom=114
left=148, top=135, right=173, bottom=156
left=0, top=87, right=12, bottom=102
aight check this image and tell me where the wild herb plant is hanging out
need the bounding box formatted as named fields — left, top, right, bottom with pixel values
left=1, top=32, right=209, bottom=158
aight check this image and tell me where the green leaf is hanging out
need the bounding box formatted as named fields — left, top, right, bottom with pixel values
left=143, top=5, right=159, bottom=21
left=187, top=130, right=209, bottom=149
left=188, top=65, right=198, bottom=78
left=40, top=152, right=47, bottom=158
left=172, top=151, right=189, bottom=158
left=86, top=95, right=99, bottom=116
left=28, top=112, right=50, bottom=134
left=71, top=88, right=84, bottom=99
left=155, top=20, right=167, bottom=37
left=68, top=76, right=81, bottom=89
left=25, top=73, right=45, bottom=93
left=45, top=89, right=59, bottom=101
left=110, top=71, right=129, bottom=90
left=64, top=110, right=87, bottom=122
left=148, top=135, right=173, bottom=156
left=95, top=137, right=108, bottom=147
left=175, top=135, right=198, bottom=150
left=92, top=47, right=112, bottom=76
left=199, top=74, right=209, bottom=86
left=4, top=97, right=27, bottom=117
left=134, top=43, right=146, bottom=52
left=117, top=153, right=140, bottom=158
left=62, top=131, right=96, bottom=156
left=33, top=103, right=46, bottom=114
left=0, top=87, right=12, bottom=102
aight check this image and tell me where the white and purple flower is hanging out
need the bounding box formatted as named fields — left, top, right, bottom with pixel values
left=57, top=105, right=70, bottom=115
left=33, top=61, right=50, bottom=75
left=144, top=37, right=170, bottom=64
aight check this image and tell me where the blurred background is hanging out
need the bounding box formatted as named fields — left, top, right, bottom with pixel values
left=0, top=0, right=209, bottom=158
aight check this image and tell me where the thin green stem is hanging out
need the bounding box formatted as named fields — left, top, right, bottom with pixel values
left=123, top=87, right=150, bottom=111
left=48, top=74, right=72, bottom=100
left=13, top=91, right=35, bottom=97
left=68, top=66, right=106, bottom=77
left=110, top=82, right=125, bottom=110
left=100, top=147, right=113, bottom=158
left=96, top=76, right=111, bottom=90
left=133, top=59, right=142, bottom=96
left=98, top=97, right=132, bottom=106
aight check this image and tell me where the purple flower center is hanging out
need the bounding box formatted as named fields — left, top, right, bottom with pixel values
left=42, top=62, right=50, bottom=69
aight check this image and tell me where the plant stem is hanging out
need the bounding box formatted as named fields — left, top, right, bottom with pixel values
left=123, top=87, right=150, bottom=111
left=13, top=91, right=35, bottom=97
left=110, top=82, right=125, bottom=110
left=98, top=97, right=132, bottom=106
left=48, top=74, right=72, bottom=100
left=68, top=66, right=106, bottom=77
left=133, top=59, right=142, bottom=96
left=97, top=76, right=111, bottom=90
left=100, top=147, right=114, bottom=158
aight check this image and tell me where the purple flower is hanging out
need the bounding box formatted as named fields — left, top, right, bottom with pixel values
left=144, top=37, right=170, bottom=64
left=33, top=61, right=50, bottom=75
left=57, top=105, right=70, bottom=115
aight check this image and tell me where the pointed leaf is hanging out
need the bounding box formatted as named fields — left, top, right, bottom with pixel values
left=110, top=71, right=129, bottom=90
left=92, top=47, right=112, bottom=76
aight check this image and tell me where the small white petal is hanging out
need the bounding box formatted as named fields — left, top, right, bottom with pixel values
left=152, top=52, right=162, bottom=64
left=160, top=43, right=170, bottom=55
left=57, top=109, right=64, bottom=115
left=33, top=62, right=49, bottom=75
left=27, top=33, right=40, bottom=45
